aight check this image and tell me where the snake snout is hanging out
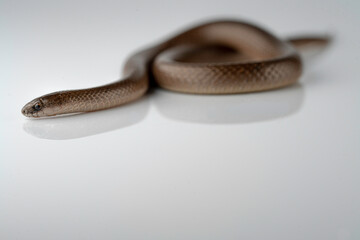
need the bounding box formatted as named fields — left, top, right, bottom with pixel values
left=21, top=104, right=33, bottom=117
left=21, top=107, right=27, bottom=116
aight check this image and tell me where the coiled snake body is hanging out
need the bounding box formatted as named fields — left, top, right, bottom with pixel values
left=21, top=20, right=329, bottom=118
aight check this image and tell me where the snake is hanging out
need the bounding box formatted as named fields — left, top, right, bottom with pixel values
left=21, top=20, right=329, bottom=118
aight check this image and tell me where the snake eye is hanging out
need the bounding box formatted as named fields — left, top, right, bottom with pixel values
left=34, top=103, right=41, bottom=111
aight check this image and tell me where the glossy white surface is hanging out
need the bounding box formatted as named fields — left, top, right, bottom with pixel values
left=1, top=0, right=359, bottom=239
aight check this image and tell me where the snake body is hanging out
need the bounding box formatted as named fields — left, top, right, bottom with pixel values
left=21, top=20, right=328, bottom=118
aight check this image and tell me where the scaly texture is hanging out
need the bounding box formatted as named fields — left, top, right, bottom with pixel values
left=21, top=20, right=328, bottom=118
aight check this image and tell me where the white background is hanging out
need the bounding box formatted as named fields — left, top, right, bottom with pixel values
left=1, top=0, right=359, bottom=239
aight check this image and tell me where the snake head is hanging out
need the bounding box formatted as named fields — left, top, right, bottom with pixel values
left=21, top=97, right=47, bottom=118
left=22, top=92, right=66, bottom=118
left=22, top=91, right=81, bottom=118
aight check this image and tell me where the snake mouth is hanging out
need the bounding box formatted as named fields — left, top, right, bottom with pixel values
left=21, top=109, right=34, bottom=118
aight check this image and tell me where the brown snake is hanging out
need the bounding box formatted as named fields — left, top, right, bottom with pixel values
left=21, top=20, right=329, bottom=118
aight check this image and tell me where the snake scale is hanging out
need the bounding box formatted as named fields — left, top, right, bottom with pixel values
left=21, top=20, right=329, bottom=118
